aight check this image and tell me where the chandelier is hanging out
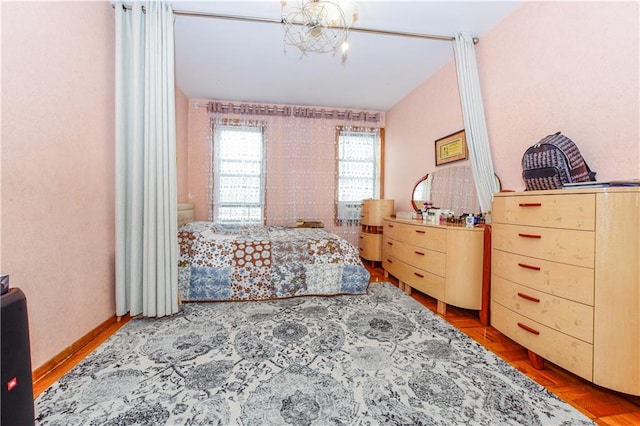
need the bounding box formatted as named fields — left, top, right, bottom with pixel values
left=281, top=0, right=358, bottom=58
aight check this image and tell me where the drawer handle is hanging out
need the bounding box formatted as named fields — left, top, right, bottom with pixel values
left=518, top=233, right=541, bottom=239
left=517, top=292, right=540, bottom=303
left=519, top=203, right=542, bottom=207
left=359, top=236, right=364, bottom=239
left=517, top=322, right=540, bottom=335
left=414, top=272, right=424, bottom=278
left=415, top=230, right=426, bottom=234
left=388, top=224, right=394, bottom=228
left=517, top=262, right=541, bottom=271
left=414, top=251, right=425, bottom=256
left=359, top=247, right=364, bottom=251
left=387, top=241, right=393, bottom=246
left=386, top=259, right=393, bottom=264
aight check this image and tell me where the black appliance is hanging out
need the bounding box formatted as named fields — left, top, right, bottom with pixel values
left=1, top=288, right=35, bottom=425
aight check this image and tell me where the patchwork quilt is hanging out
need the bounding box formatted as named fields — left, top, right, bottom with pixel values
left=178, top=222, right=370, bottom=301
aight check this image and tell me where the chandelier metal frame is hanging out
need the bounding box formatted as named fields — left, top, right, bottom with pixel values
left=281, top=0, right=357, bottom=57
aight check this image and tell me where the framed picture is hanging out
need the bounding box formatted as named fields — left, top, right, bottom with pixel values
left=435, top=130, right=467, bottom=166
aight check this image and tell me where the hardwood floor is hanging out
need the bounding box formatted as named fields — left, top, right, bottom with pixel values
left=34, top=264, right=640, bottom=425
left=367, top=263, right=640, bottom=426
left=32, top=316, right=131, bottom=398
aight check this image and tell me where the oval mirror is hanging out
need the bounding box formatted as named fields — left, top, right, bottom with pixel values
left=411, top=173, right=431, bottom=212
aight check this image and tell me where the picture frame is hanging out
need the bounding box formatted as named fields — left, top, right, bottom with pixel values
left=435, top=130, right=467, bottom=166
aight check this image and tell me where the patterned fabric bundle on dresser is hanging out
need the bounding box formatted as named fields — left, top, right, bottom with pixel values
left=178, top=222, right=370, bottom=301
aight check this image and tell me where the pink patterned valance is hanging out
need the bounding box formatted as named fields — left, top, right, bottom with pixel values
left=206, top=101, right=381, bottom=123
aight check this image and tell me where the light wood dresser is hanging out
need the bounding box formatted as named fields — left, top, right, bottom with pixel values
left=382, top=217, right=486, bottom=318
left=491, top=188, right=640, bottom=396
left=359, top=199, right=394, bottom=266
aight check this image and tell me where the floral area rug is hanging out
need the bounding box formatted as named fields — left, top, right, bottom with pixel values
left=35, top=283, right=594, bottom=425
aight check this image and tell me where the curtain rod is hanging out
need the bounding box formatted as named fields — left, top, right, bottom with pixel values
left=114, top=4, right=477, bottom=44
left=174, top=9, right=458, bottom=42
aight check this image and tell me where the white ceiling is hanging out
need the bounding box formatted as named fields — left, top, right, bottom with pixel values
left=173, top=1, right=522, bottom=111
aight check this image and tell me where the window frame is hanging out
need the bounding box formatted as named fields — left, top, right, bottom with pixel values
left=335, top=126, right=384, bottom=224
left=211, top=122, right=266, bottom=224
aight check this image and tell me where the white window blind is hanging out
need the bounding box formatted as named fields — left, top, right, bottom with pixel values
left=337, top=129, right=381, bottom=222
left=213, top=125, right=265, bottom=224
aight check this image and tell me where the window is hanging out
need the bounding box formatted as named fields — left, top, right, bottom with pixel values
left=213, top=124, right=265, bottom=224
left=337, top=128, right=382, bottom=222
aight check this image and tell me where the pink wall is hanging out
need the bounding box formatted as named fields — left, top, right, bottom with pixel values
left=1, top=2, right=115, bottom=369
left=186, top=101, right=210, bottom=220
left=176, top=87, right=189, bottom=203
left=385, top=61, right=464, bottom=212
left=386, top=1, right=639, bottom=212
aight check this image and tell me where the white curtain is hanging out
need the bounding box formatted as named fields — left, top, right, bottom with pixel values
left=115, top=1, right=179, bottom=317
left=429, top=166, right=480, bottom=216
left=453, top=32, right=500, bottom=213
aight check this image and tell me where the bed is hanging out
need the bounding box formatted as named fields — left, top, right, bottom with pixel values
left=178, top=220, right=370, bottom=302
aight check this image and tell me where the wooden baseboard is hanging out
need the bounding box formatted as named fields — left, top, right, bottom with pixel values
left=32, top=313, right=130, bottom=396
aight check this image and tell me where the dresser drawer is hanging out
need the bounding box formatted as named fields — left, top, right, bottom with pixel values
left=492, top=249, right=594, bottom=305
left=361, top=199, right=394, bottom=226
left=382, top=236, right=391, bottom=259
left=493, top=223, right=595, bottom=268
left=493, top=193, right=595, bottom=230
left=384, top=221, right=446, bottom=252
left=359, top=232, right=382, bottom=261
left=382, top=257, right=445, bottom=300
left=383, top=238, right=445, bottom=277
left=492, top=276, right=594, bottom=343
left=491, top=302, right=593, bottom=381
